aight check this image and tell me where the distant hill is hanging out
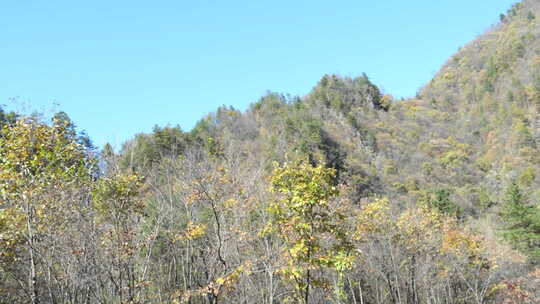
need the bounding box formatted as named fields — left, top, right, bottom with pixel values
left=122, top=0, right=540, bottom=217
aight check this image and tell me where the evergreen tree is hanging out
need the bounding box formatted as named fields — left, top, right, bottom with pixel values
left=0, top=106, right=18, bottom=129
left=52, top=111, right=77, bottom=139
left=499, top=182, right=540, bottom=262
left=52, top=111, right=96, bottom=151
left=419, top=188, right=463, bottom=219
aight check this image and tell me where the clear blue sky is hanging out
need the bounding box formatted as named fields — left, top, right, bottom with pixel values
left=1, top=0, right=516, bottom=149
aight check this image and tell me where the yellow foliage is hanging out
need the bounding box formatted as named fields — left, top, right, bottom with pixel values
left=355, top=198, right=391, bottom=240
left=0, top=118, right=92, bottom=262
left=395, top=206, right=443, bottom=251
left=0, top=207, right=25, bottom=259
left=92, top=173, right=145, bottom=221
left=223, top=198, right=238, bottom=208
left=441, top=224, right=482, bottom=256
left=175, top=221, right=207, bottom=242
left=175, top=261, right=252, bottom=303
left=443, top=70, right=456, bottom=80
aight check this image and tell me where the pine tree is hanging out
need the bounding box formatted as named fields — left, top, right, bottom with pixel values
left=499, top=182, right=540, bottom=262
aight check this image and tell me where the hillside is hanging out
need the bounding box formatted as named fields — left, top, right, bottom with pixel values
left=1, top=1, right=539, bottom=303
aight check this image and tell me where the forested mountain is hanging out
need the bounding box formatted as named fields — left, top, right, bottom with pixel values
left=1, top=1, right=540, bottom=303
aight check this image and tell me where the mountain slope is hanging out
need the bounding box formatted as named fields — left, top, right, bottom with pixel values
left=3, top=1, right=540, bottom=303
left=119, top=0, right=540, bottom=216
left=101, top=1, right=540, bottom=301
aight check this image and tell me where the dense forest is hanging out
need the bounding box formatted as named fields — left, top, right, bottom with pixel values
left=1, top=1, right=540, bottom=303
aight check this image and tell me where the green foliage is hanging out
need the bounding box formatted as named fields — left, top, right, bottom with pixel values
left=499, top=182, right=540, bottom=262
left=419, top=188, right=463, bottom=218
left=52, top=111, right=77, bottom=138
left=52, top=111, right=96, bottom=151
left=507, top=3, right=522, bottom=19
left=437, top=137, right=470, bottom=169
left=519, top=167, right=536, bottom=187
left=0, top=106, right=18, bottom=130
left=120, top=124, right=190, bottom=170
left=476, top=187, right=495, bottom=210
left=249, top=91, right=288, bottom=113
left=514, top=118, right=535, bottom=148
left=284, top=113, right=325, bottom=155
left=308, top=73, right=388, bottom=112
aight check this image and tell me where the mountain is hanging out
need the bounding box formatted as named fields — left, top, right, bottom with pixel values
left=121, top=0, right=540, bottom=217
left=1, top=1, right=539, bottom=303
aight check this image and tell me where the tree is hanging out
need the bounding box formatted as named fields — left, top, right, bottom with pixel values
left=0, top=106, right=18, bottom=129
left=267, top=159, right=354, bottom=303
left=0, top=117, right=91, bottom=303
left=499, top=182, right=540, bottom=262
left=52, top=111, right=96, bottom=151
left=354, top=199, right=494, bottom=304
left=419, top=188, right=463, bottom=219
left=52, top=111, right=77, bottom=138
left=92, top=172, right=146, bottom=303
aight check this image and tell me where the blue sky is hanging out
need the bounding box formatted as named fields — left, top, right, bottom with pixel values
left=1, top=1, right=516, bottom=149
